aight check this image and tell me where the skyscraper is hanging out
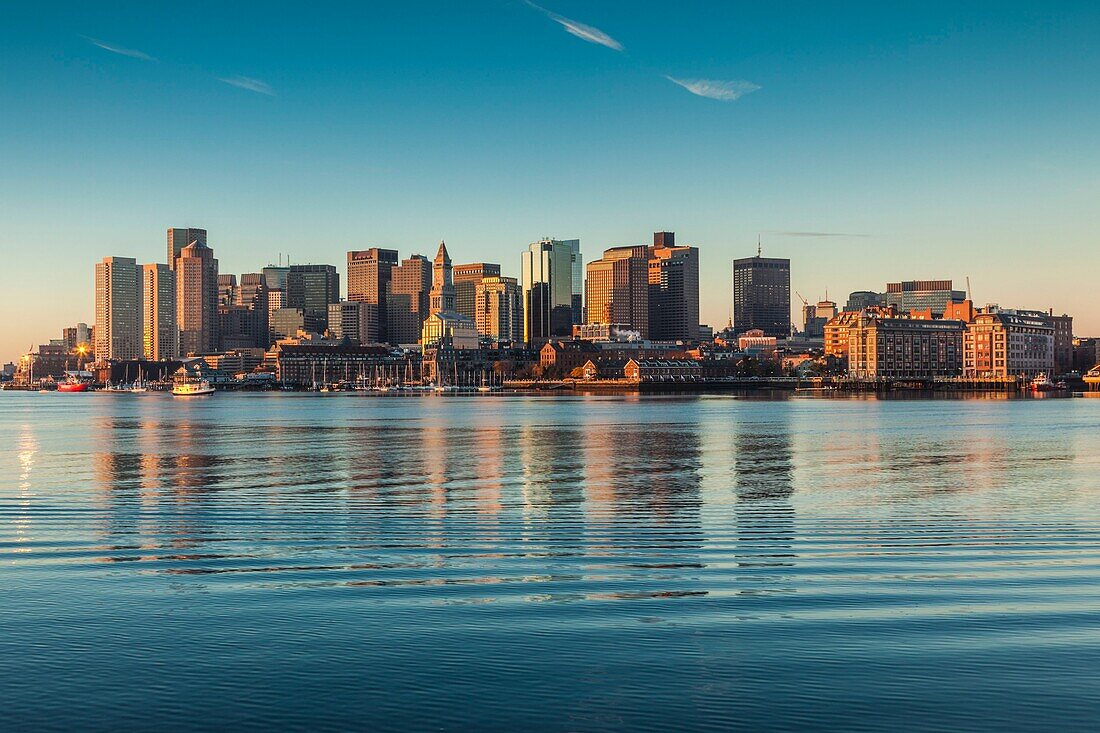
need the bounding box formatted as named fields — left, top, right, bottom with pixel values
left=564, top=239, right=583, bottom=325
left=167, top=228, right=207, bottom=271
left=261, top=265, right=290, bottom=292
left=94, top=256, right=141, bottom=362
left=647, top=232, right=699, bottom=342
left=732, top=250, right=791, bottom=337
left=287, top=264, right=340, bottom=333
left=585, top=245, right=650, bottom=338
left=140, top=263, right=177, bottom=361
left=176, top=240, right=220, bottom=355
left=217, top=274, right=238, bottom=306
left=386, top=254, right=431, bottom=345
left=328, top=301, right=378, bottom=345
left=453, top=262, right=501, bottom=322
left=475, top=276, right=523, bottom=342
left=262, top=265, right=290, bottom=344
left=347, top=248, right=398, bottom=342
left=236, top=273, right=269, bottom=347
left=521, top=238, right=576, bottom=343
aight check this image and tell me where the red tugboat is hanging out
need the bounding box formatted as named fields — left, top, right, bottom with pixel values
left=1029, top=373, right=1060, bottom=393
left=57, top=372, right=90, bottom=393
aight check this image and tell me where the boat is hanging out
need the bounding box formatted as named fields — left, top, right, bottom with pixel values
left=57, top=380, right=89, bottom=393
left=57, top=371, right=91, bottom=393
left=1029, top=373, right=1061, bottom=393
left=172, top=377, right=216, bottom=396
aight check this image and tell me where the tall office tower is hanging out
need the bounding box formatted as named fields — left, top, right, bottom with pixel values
left=328, top=301, right=379, bottom=345
left=564, top=239, right=583, bottom=325
left=262, top=265, right=290, bottom=344
left=521, top=238, right=576, bottom=343
left=884, top=280, right=966, bottom=314
left=732, top=249, right=791, bottom=338
left=140, top=263, right=177, bottom=361
left=261, top=265, right=290, bottom=292
left=94, top=257, right=141, bottom=362
left=453, top=262, right=501, bottom=322
left=347, top=248, right=398, bottom=342
left=475, top=276, right=523, bottom=342
left=585, top=245, right=650, bottom=338
left=236, top=273, right=270, bottom=347
left=286, top=264, right=340, bottom=333
left=266, top=290, right=285, bottom=343
left=647, top=232, right=700, bottom=342
left=429, top=241, right=457, bottom=315
left=217, top=274, right=238, bottom=306
left=167, top=228, right=207, bottom=271
left=386, top=255, right=431, bottom=345
left=176, top=240, right=220, bottom=355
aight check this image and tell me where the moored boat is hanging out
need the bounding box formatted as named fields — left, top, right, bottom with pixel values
left=1029, top=373, right=1061, bottom=392
left=172, top=378, right=215, bottom=396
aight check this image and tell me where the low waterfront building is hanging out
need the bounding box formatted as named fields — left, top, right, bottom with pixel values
left=275, top=344, right=417, bottom=387
left=847, top=313, right=965, bottom=380
left=963, top=310, right=1054, bottom=379
left=580, top=358, right=628, bottom=380
left=624, top=358, right=703, bottom=383
left=196, top=349, right=266, bottom=375
left=540, top=340, right=601, bottom=372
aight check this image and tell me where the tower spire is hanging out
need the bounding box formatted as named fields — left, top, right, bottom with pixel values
left=757, top=234, right=762, bottom=257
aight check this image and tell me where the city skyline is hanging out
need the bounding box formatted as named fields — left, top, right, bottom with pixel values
left=3, top=2, right=1099, bottom=361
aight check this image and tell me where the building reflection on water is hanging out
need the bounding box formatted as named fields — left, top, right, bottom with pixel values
left=732, top=408, right=796, bottom=570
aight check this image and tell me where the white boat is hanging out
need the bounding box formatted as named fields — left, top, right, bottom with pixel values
left=172, top=378, right=215, bottom=396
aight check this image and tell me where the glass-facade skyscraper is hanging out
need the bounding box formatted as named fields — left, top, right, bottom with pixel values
left=521, top=238, right=578, bottom=343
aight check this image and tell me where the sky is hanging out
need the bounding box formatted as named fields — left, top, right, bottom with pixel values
left=1, top=1, right=1098, bottom=361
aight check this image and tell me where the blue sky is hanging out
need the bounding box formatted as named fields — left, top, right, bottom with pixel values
left=1, top=1, right=1098, bottom=360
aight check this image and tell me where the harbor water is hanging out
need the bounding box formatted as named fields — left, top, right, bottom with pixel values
left=3, top=392, right=1099, bottom=731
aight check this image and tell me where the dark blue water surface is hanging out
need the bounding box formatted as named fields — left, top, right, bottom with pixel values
left=3, top=392, right=1100, bottom=731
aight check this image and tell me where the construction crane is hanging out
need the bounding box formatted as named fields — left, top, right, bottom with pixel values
left=795, top=292, right=809, bottom=306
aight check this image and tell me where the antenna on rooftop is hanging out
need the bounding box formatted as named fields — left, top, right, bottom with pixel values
left=757, top=234, right=762, bottom=257
left=966, top=276, right=972, bottom=301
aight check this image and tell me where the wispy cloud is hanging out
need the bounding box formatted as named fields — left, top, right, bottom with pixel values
left=82, top=36, right=156, bottom=62
left=770, top=231, right=872, bottom=238
left=665, top=76, right=759, bottom=101
left=217, top=76, right=275, bottom=96
left=526, top=1, right=623, bottom=52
